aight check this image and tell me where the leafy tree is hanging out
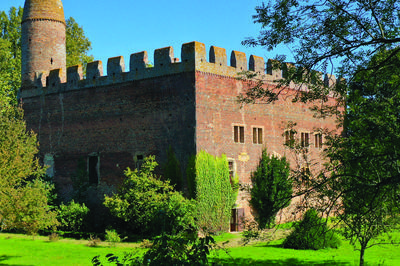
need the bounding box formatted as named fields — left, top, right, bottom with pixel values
left=104, top=156, right=196, bottom=237
left=241, top=0, right=400, bottom=105
left=323, top=49, right=400, bottom=266
left=249, top=149, right=292, bottom=229
left=0, top=7, right=22, bottom=107
left=65, top=17, right=94, bottom=70
left=243, top=2, right=400, bottom=265
left=187, top=151, right=238, bottom=234
left=0, top=105, right=57, bottom=234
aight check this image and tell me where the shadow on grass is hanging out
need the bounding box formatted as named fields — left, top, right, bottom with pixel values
left=0, top=255, right=31, bottom=266
left=211, top=257, right=349, bottom=265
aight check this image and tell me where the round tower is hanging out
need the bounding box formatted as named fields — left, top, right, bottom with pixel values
left=21, top=0, right=66, bottom=88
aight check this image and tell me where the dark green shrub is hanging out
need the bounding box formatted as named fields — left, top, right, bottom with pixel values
left=250, top=149, right=292, bottom=229
left=56, top=200, right=89, bottom=232
left=283, top=209, right=341, bottom=250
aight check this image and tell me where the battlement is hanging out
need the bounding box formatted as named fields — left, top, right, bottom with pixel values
left=20, top=41, right=336, bottom=98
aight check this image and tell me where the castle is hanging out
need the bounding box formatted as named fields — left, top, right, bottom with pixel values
left=20, top=0, right=339, bottom=231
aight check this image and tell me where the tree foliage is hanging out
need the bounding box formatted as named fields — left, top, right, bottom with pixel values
left=104, top=156, right=196, bottom=237
left=0, top=106, right=57, bottom=234
left=323, top=49, right=400, bottom=266
left=187, top=151, right=238, bottom=233
left=0, top=7, right=22, bottom=107
left=65, top=17, right=94, bottom=70
left=249, top=149, right=292, bottom=229
left=242, top=0, right=400, bottom=104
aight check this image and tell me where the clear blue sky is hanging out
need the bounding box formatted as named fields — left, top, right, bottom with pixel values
left=1, top=0, right=295, bottom=68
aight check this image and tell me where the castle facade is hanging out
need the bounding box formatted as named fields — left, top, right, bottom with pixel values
left=20, top=0, right=338, bottom=231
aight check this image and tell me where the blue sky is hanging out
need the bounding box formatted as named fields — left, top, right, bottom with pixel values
left=1, top=0, right=295, bottom=68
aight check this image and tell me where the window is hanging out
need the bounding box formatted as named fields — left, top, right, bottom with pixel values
left=315, top=133, right=323, bottom=148
left=253, top=127, right=263, bottom=144
left=284, top=130, right=295, bottom=145
left=44, top=153, right=55, bottom=178
left=88, top=155, right=99, bottom=185
left=234, top=125, right=244, bottom=143
left=301, top=132, right=310, bottom=147
left=228, top=159, right=236, bottom=180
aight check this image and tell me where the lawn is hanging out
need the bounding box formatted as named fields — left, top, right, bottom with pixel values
left=0, top=231, right=399, bottom=265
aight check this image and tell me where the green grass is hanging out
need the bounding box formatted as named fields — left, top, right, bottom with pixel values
left=0, top=233, right=143, bottom=266
left=0, top=231, right=399, bottom=265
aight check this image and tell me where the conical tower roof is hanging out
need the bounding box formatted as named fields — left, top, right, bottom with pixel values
left=22, top=0, right=65, bottom=24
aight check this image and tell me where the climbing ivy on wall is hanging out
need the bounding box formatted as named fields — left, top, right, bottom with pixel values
left=187, top=150, right=238, bottom=233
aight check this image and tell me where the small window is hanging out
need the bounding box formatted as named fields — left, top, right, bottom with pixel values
left=253, top=127, right=263, bottom=144
left=284, top=130, right=295, bottom=145
left=234, top=126, right=245, bottom=143
left=228, top=159, right=236, bottom=179
left=315, top=133, right=323, bottom=148
left=88, top=155, right=99, bottom=185
left=301, top=132, right=310, bottom=147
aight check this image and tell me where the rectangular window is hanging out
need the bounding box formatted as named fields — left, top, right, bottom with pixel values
left=253, top=127, right=263, bottom=144
left=315, top=133, right=323, bottom=148
left=234, top=126, right=244, bottom=143
left=285, top=130, right=295, bottom=145
left=301, top=132, right=310, bottom=147
left=228, top=160, right=234, bottom=179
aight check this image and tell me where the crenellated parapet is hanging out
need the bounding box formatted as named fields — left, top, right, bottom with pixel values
left=20, top=41, right=337, bottom=98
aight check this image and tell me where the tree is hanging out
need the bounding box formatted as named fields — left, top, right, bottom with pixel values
left=249, top=149, right=292, bottom=229
left=66, top=17, right=94, bottom=70
left=323, top=49, right=400, bottom=266
left=0, top=105, right=58, bottom=234
left=104, top=156, right=196, bottom=237
left=243, top=3, right=400, bottom=265
left=0, top=7, right=93, bottom=107
left=0, top=7, right=22, bottom=107
left=241, top=0, right=400, bottom=105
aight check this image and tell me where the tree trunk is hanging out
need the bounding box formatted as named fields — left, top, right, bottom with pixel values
left=359, top=246, right=366, bottom=266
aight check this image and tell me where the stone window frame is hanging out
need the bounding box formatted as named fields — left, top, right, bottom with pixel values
left=314, top=133, right=323, bottom=149
left=251, top=126, right=264, bottom=145
left=233, top=124, right=245, bottom=144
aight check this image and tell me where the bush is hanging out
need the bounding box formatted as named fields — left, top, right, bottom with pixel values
left=92, top=232, right=216, bottom=266
left=105, top=229, right=122, bottom=247
left=104, top=156, right=196, bottom=237
left=57, top=200, right=89, bottom=232
left=283, top=209, right=341, bottom=250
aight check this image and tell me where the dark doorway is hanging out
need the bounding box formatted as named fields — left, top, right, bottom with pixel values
left=88, top=155, right=99, bottom=184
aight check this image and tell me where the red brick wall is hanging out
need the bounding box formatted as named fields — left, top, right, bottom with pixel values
left=23, top=72, right=196, bottom=197
left=195, top=71, right=339, bottom=221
